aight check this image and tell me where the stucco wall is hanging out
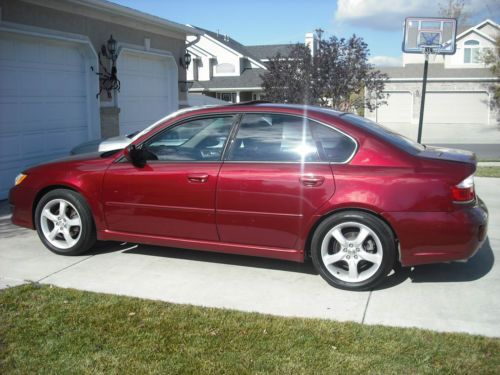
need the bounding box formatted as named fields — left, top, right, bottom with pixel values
left=0, top=0, right=187, bottom=136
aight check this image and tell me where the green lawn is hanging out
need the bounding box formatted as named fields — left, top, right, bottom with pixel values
left=1, top=284, right=499, bottom=374
left=476, top=166, right=500, bottom=178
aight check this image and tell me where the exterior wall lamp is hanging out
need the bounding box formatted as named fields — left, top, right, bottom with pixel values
left=180, top=51, right=192, bottom=69
left=91, top=34, right=120, bottom=98
left=106, top=35, right=117, bottom=62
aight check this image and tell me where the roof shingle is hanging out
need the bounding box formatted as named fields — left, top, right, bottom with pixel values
left=245, top=44, right=293, bottom=60
left=381, top=64, right=496, bottom=79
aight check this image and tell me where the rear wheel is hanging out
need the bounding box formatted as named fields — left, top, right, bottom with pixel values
left=311, top=211, right=396, bottom=291
left=35, top=189, right=96, bottom=255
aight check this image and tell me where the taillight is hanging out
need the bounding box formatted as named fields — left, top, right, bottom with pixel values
left=451, top=175, right=475, bottom=203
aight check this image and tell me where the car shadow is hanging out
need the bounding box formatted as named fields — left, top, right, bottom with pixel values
left=121, top=245, right=319, bottom=275
left=87, top=241, right=139, bottom=256
left=375, top=237, right=495, bottom=290
left=87, top=237, right=494, bottom=288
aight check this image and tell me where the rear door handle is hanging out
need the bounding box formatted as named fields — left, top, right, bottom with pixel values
left=187, top=174, right=209, bottom=183
left=300, top=175, right=325, bottom=187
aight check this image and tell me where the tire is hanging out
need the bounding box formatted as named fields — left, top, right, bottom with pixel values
left=311, top=211, right=396, bottom=291
left=35, top=189, right=96, bottom=256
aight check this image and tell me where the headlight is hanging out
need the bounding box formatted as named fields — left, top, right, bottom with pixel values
left=15, top=173, right=27, bottom=186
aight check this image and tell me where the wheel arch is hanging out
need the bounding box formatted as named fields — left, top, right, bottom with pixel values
left=32, top=185, right=92, bottom=230
left=304, top=207, right=400, bottom=260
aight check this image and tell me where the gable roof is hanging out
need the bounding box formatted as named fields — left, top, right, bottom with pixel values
left=246, top=44, right=293, bottom=60
left=474, top=19, right=500, bottom=33
left=456, top=19, right=499, bottom=44
left=191, top=26, right=266, bottom=69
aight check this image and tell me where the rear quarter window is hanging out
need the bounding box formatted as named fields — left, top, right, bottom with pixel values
left=309, top=122, right=357, bottom=163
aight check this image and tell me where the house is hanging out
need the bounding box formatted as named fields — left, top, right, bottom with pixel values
left=0, top=0, right=201, bottom=199
left=186, top=27, right=316, bottom=103
left=365, top=19, right=499, bottom=144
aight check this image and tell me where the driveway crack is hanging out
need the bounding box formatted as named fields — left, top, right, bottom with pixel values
left=37, top=255, right=94, bottom=283
left=361, top=290, right=372, bottom=324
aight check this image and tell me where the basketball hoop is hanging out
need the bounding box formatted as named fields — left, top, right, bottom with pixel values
left=403, top=17, right=457, bottom=55
left=402, top=17, right=457, bottom=143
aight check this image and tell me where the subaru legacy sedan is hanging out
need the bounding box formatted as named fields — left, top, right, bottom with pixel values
left=9, top=103, right=488, bottom=290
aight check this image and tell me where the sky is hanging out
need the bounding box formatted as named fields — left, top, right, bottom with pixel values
left=110, top=0, right=499, bottom=66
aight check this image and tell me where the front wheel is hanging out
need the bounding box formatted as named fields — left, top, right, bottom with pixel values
left=311, top=211, right=396, bottom=291
left=35, top=189, right=96, bottom=256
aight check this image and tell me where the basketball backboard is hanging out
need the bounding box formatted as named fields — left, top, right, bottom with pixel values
left=403, top=17, right=457, bottom=54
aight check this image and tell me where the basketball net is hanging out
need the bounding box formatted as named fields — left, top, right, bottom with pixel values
left=422, top=46, right=439, bottom=63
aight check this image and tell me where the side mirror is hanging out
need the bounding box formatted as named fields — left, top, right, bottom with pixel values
left=126, top=145, right=148, bottom=168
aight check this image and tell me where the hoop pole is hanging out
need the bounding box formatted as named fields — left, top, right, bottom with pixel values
left=417, top=51, right=429, bottom=144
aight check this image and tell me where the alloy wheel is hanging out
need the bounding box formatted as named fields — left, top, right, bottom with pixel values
left=39, top=199, right=82, bottom=250
left=320, top=221, right=383, bottom=283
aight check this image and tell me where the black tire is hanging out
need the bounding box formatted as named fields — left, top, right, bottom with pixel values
left=311, top=211, right=396, bottom=291
left=35, top=189, right=96, bottom=256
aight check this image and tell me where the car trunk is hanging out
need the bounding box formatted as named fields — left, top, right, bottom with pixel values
left=418, top=146, right=477, bottom=166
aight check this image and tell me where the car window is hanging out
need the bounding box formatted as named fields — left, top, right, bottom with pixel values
left=309, top=122, right=357, bottom=163
left=227, top=114, right=320, bottom=162
left=144, top=116, right=235, bottom=161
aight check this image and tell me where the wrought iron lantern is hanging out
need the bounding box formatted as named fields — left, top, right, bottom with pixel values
left=91, top=35, right=120, bottom=98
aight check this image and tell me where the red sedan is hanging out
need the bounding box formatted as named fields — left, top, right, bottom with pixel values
left=9, top=103, right=488, bottom=290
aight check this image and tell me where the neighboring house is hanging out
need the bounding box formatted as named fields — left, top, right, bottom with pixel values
left=0, top=0, right=201, bottom=199
left=187, top=27, right=317, bottom=103
left=365, top=19, right=499, bottom=144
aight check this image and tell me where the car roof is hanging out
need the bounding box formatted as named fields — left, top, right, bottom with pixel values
left=186, top=101, right=347, bottom=118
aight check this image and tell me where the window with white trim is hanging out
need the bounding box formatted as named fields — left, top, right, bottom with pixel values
left=215, top=63, right=236, bottom=74
left=464, top=40, right=480, bottom=63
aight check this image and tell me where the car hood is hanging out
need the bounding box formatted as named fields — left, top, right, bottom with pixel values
left=24, top=150, right=119, bottom=174
left=71, top=135, right=132, bottom=154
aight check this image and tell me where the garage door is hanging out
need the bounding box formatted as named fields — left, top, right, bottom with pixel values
left=0, top=31, right=98, bottom=199
left=117, top=49, right=178, bottom=136
left=376, top=92, right=412, bottom=124
left=425, top=92, right=489, bottom=124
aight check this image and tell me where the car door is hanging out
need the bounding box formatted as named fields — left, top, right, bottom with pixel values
left=102, top=114, right=236, bottom=241
left=216, top=113, right=337, bottom=249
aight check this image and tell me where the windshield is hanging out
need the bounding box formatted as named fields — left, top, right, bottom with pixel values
left=340, top=113, right=425, bottom=155
left=129, top=105, right=221, bottom=142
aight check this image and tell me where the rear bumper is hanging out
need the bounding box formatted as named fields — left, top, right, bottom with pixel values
left=383, top=197, right=488, bottom=266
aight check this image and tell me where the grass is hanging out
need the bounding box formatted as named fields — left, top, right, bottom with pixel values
left=476, top=166, right=500, bottom=178
left=1, top=285, right=499, bottom=375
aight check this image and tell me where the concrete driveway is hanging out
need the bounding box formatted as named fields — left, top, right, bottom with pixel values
left=1, top=178, right=499, bottom=338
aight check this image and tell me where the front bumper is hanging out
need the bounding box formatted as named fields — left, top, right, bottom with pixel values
left=9, top=184, right=36, bottom=230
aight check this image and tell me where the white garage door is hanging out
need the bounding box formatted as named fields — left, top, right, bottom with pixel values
left=117, top=49, right=178, bottom=136
left=425, top=92, right=489, bottom=124
left=376, top=92, right=412, bottom=124
left=0, top=31, right=98, bottom=199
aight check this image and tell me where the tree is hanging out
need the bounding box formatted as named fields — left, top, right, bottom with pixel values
left=261, top=33, right=388, bottom=112
left=261, top=44, right=315, bottom=105
left=438, top=0, right=470, bottom=28
left=482, top=36, right=500, bottom=110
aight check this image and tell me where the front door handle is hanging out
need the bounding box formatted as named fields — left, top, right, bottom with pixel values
left=300, top=175, right=325, bottom=187
left=187, top=174, right=209, bottom=183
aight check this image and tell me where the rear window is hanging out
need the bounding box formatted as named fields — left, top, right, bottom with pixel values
left=341, top=113, right=425, bottom=155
